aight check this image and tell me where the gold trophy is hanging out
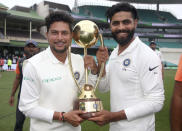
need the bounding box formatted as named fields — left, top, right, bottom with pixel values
left=68, top=20, right=105, bottom=119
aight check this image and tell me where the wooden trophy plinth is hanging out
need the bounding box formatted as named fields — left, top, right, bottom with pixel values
left=73, top=84, right=103, bottom=119
left=74, top=98, right=103, bottom=119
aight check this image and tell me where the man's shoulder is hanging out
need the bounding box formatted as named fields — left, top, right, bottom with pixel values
left=136, top=41, right=161, bottom=65
left=17, top=58, right=26, bottom=70
left=28, top=50, right=46, bottom=65
left=139, top=42, right=157, bottom=57
left=18, top=57, right=26, bottom=63
left=132, top=37, right=152, bottom=56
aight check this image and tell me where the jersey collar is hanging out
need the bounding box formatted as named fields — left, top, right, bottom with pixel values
left=114, top=36, right=140, bottom=56
left=46, top=47, right=69, bottom=65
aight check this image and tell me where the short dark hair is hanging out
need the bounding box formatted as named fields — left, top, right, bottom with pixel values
left=45, top=11, right=74, bottom=32
left=106, top=3, right=139, bottom=22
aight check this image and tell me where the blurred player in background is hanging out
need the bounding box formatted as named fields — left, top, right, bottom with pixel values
left=9, top=40, right=39, bottom=131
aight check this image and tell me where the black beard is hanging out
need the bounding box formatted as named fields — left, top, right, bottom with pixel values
left=151, top=47, right=155, bottom=51
left=112, top=29, right=135, bottom=46
left=24, top=51, right=34, bottom=59
left=52, top=46, right=67, bottom=54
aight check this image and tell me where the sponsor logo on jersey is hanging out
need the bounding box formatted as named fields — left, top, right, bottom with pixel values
left=149, top=65, right=159, bottom=71
left=42, top=76, right=62, bottom=83
left=23, top=76, right=34, bottom=82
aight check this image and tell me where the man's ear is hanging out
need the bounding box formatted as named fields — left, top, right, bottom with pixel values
left=134, top=19, right=138, bottom=28
left=46, top=32, right=48, bottom=39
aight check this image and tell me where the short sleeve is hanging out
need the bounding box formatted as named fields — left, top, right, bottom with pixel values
left=15, top=62, right=20, bottom=74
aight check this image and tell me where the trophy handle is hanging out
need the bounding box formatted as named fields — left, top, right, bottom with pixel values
left=68, top=46, right=82, bottom=93
left=94, top=34, right=105, bottom=91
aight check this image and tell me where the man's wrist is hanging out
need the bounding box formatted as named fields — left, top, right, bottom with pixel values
left=91, top=68, right=98, bottom=75
left=53, top=112, right=66, bottom=122
left=97, top=64, right=106, bottom=77
left=120, top=110, right=127, bottom=120
left=110, top=110, right=127, bottom=122
left=58, top=112, right=65, bottom=122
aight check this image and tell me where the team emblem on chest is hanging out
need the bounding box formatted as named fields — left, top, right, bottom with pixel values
left=74, top=71, right=80, bottom=80
left=123, top=58, right=131, bottom=67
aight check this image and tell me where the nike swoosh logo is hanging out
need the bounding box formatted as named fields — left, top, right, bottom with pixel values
left=149, top=65, right=159, bottom=71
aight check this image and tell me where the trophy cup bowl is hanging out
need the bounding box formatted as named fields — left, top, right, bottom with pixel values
left=68, top=20, right=104, bottom=119
left=73, top=20, right=99, bottom=48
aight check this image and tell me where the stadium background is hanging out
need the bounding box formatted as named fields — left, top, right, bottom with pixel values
left=0, top=0, right=182, bottom=69
left=0, top=0, right=181, bottom=130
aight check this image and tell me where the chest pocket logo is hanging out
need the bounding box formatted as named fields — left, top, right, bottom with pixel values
left=74, top=71, right=80, bottom=80
left=123, top=58, right=131, bottom=67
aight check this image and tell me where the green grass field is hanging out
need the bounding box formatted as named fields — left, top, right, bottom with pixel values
left=0, top=70, right=176, bottom=131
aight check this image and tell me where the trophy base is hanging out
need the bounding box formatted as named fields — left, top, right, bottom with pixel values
left=80, top=112, right=93, bottom=119
left=74, top=98, right=103, bottom=119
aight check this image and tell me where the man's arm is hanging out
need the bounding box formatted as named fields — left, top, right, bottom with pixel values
left=9, top=74, right=21, bottom=106
left=161, top=62, right=164, bottom=80
left=170, top=81, right=182, bottom=131
left=124, top=54, right=164, bottom=121
left=88, top=110, right=126, bottom=126
left=89, top=51, right=164, bottom=125
left=19, top=61, right=85, bottom=126
left=53, top=111, right=85, bottom=127
left=9, top=63, right=21, bottom=106
left=96, top=46, right=110, bottom=93
left=96, top=46, right=108, bottom=77
left=84, top=55, right=98, bottom=75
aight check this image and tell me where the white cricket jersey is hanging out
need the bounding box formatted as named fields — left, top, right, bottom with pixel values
left=98, top=37, right=164, bottom=131
left=19, top=47, right=96, bottom=131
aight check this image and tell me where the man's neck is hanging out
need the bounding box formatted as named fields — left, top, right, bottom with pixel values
left=52, top=50, right=67, bottom=63
left=118, top=37, right=135, bottom=55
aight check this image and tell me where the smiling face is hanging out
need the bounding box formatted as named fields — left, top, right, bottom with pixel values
left=110, top=11, right=138, bottom=47
left=46, top=21, right=72, bottom=55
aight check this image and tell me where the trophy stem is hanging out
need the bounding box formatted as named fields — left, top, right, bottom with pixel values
left=84, top=47, right=88, bottom=84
